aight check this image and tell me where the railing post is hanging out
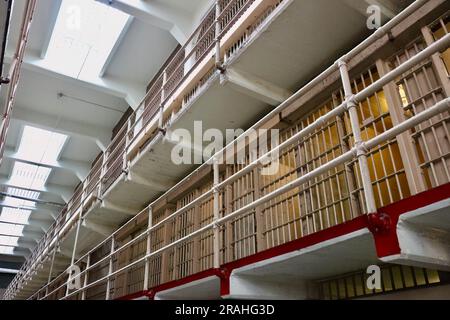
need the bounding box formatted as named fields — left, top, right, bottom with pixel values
left=159, top=71, right=167, bottom=130
left=100, top=151, right=109, bottom=196
left=338, top=60, right=377, bottom=213
left=421, top=26, right=450, bottom=96
left=45, top=245, right=58, bottom=298
left=192, top=190, right=201, bottom=273
left=81, top=178, right=88, bottom=203
left=253, top=165, right=266, bottom=252
left=125, top=117, right=132, bottom=148
left=213, top=157, right=221, bottom=269
left=105, top=237, right=115, bottom=300
left=215, top=0, right=222, bottom=68
left=81, top=254, right=90, bottom=300
left=66, top=214, right=82, bottom=297
left=332, top=93, right=361, bottom=218
left=161, top=206, right=175, bottom=283
left=143, top=206, right=153, bottom=291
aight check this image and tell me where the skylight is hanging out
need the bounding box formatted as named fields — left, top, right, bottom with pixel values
left=43, top=0, right=130, bottom=79
left=9, top=162, right=52, bottom=191
left=0, top=235, right=19, bottom=247
left=0, top=208, right=31, bottom=225
left=0, top=246, right=15, bottom=255
left=16, top=126, right=68, bottom=164
left=3, top=187, right=39, bottom=208
left=0, top=223, right=24, bottom=237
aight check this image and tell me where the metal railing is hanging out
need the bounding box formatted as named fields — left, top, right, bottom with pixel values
left=6, top=0, right=448, bottom=300
left=7, top=1, right=448, bottom=300
left=3, top=0, right=286, bottom=299
left=44, top=38, right=450, bottom=300
left=0, top=0, right=37, bottom=163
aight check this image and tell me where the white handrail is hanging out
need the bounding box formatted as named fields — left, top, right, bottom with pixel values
left=42, top=27, right=450, bottom=301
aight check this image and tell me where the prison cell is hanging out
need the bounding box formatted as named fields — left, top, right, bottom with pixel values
left=261, top=99, right=356, bottom=245
left=84, top=239, right=113, bottom=300
left=432, top=14, right=450, bottom=75
left=319, top=265, right=444, bottom=300
left=390, top=37, right=450, bottom=189
left=341, top=67, right=411, bottom=210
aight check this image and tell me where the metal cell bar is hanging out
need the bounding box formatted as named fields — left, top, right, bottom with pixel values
left=105, top=237, right=114, bottom=300
left=45, top=245, right=57, bottom=297
left=65, top=214, right=82, bottom=297
left=143, top=207, right=153, bottom=291
left=338, top=61, right=377, bottom=213
left=81, top=254, right=90, bottom=300
left=213, top=158, right=220, bottom=268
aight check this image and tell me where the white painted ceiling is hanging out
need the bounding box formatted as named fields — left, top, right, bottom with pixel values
left=0, top=0, right=212, bottom=259
left=104, top=19, right=178, bottom=84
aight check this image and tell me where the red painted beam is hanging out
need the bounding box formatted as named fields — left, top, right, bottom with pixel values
left=370, top=182, right=450, bottom=258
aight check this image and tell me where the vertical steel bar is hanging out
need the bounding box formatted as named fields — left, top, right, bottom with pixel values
left=159, top=71, right=167, bottom=129
left=45, top=245, right=58, bottom=298
left=215, top=0, right=222, bottom=68
left=338, top=60, right=377, bottom=213
left=125, top=117, right=132, bottom=147
left=213, top=158, right=220, bottom=268
left=66, top=214, right=82, bottom=297
left=143, top=207, right=152, bottom=291
left=105, top=237, right=115, bottom=300
left=421, top=26, right=450, bottom=96
left=100, top=151, right=109, bottom=196
left=81, top=254, right=90, bottom=300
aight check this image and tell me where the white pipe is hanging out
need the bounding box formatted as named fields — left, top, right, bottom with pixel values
left=338, top=60, right=377, bottom=213
left=0, top=268, right=19, bottom=274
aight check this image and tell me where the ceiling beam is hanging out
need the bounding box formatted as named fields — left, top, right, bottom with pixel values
left=0, top=220, right=27, bottom=226
left=0, top=174, right=73, bottom=203
left=0, top=233, right=22, bottom=239
left=28, top=216, right=55, bottom=228
left=95, top=0, right=194, bottom=44
left=221, top=67, right=293, bottom=106
left=9, top=247, right=30, bottom=257
left=0, top=268, right=19, bottom=274
left=0, top=203, right=59, bottom=219
left=344, top=0, right=397, bottom=19
left=15, top=240, right=37, bottom=249
left=4, top=146, right=91, bottom=181
left=21, top=230, right=45, bottom=241
left=99, top=16, right=134, bottom=77
left=3, top=53, right=145, bottom=109
left=11, top=106, right=111, bottom=151
left=39, top=0, right=62, bottom=59
left=23, top=219, right=52, bottom=232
